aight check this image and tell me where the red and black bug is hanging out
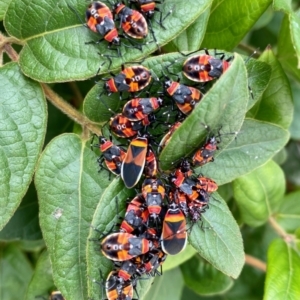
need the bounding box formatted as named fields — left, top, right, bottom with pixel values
left=102, top=65, right=152, bottom=98
left=143, top=148, right=158, bottom=178
left=120, top=195, right=149, bottom=234
left=117, top=260, right=139, bottom=282
left=121, top=136, right=148, bottom=188
left=101, top=232, right=153, bottom=261
left=182, top=49, right=233, bottom=83
left=142, top=178, right=165, bottom=220
left=92, top=135, right=126, bottom=175
left=161, top=202, right=187, bottom=255
left=122, top=97, right=163, bottom=121
left=163, top=77, right=203, bottom=115
left=158, top=121, right=181, bottom=152
left=105, top=270, right=134, bottom=300
left=195, top=176, right=218, bottom=193
left=111, top=2, right=149, bottom=39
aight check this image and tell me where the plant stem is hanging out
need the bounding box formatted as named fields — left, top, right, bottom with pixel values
left=245, top=254, right=266, bottom=272
left=269, top=216, right=294, bottom=244
left=2, top=38, right=102, bottom=137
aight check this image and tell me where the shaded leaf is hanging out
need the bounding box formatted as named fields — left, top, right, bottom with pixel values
left=275, top=190, right=300, bottom=233
left=264, top=239, right=300, bottom=300
left=181, top=255, right=233, bottom=296
left=35, top=134, right=111, bottom=300
left=25, top=250, right=55, bottom=300
left=163, top=245, right=197, bottom=272
left=0, top=62, right=47, bottom=230
left=201, top=0, right=272, bottom=50
left=4, top=0, right=211, bottom=82
left=233, top=160, right=285, bottom=227
left=282, top=141, right=300, bottom=187
left=200, top=119, right=290, bottom=185
left=189, top=193, right=244, bottom=279
left=0, top=244, right=33, bottom=300
left=289, top=81, right=300, bottom=140
left=160, top=53, right=249, bottom=170
left=143, top=267, right=184, bottom=300
left=247, top=46, right=293, bottom=129
left=0, top=0, right=10, bottom=20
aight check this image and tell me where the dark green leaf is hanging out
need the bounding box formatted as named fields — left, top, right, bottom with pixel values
left=233, top=160, right=285, bottom=227
left=189, top=193, right=244, bottom=279
left=160, top=53, right=249, bottom=170
left=163, top=245, right=197, bottom=271
left=272, top=148, right=287, bottom=166
left=181, top=255, right=233, bottom=295
left=0, top=62, right=47, bottom=230
left=35, top=134, right=112, bottom=300
left=200, top=119, right=290, bottom=185
left=289, top=81, right=300, bottom=140
left=201, top=0, right=272, bottom=50
left=275, top=190, right=300, bottom=233
left=282, top=141, right=300, bottom=187
left=0, top=182, right=42, bottom=241
left=247, top=47, right=293, bottom=129
left=0, top=244, right=33, bottom=300
left=0, top=0, right=10, bottom=20
left=165, top=4, right=212, bottom=52
left=217, top=183, right=233, bottom=202
left=143, top=267, right=184, bottom=300
left=25, top=250, right=55, bottom=300
left=264, top=239, right=300, bottom=300
left=4, top=0, right=211, bottom=82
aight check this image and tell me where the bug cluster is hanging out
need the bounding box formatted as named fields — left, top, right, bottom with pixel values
left=70, top=1, right=238, bottom=299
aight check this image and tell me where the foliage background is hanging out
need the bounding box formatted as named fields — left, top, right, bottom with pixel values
left=0, top=0, right=300, bottom=299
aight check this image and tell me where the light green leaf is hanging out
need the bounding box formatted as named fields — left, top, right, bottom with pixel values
left=200, top=119, right=290, bottom=185
left=233, top=160, right=285, bottom=227
left=181, top=255, right=233, bottom=295
left=189, top=193, right=245, bottom=279
left=0, top=0, right=10, bottom=20
left=264, top=239, right=300, bottom=300
left=275, top=190, right=300, bottom=233
left=201, top=0, right=272, bottom=50
left=247, top=46, right=293, bottom=129
left=0, top=62, right=47, bottom=230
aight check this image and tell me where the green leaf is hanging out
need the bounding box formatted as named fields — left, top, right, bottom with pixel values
left=273, top=0, right=292, bottom=13
left=277, top=13, right=300, bottom=81
left=0, top=0, right=10, bottom=20
left=282, top=141, right=300, bottom=186
left=163, top=244, right=197, bottom=271
left=264, top=239, right=300, bottom=300
left=160, top=53, right=249, bottom=170
left=143, top=267, right=184, bottom=300
left=233, top=160, right=285, bottom=227
left=164, top=4, right=212, bottom=52
left=201, top=0, right=272, bottom=50
left=289, top=81, right=300, bottom=140
left=272, top=148, right=287, bottom=166
left=199, top=119, right=290, bottom=185
left=4, top=0, right=211, bottom=82
left=247, top=47, right=293, bottom=129
left=0, top=182, right=42, bottom=241
left=25, top=250, right=56, bottom=300
left=275, top=190, right=300, bottom=233
left=181, top=255, right=233, bottom=296
left=0, top=62, right=47, bottom=231
left=35, top=133, right=112, bottom=300
left=189, top=193, right=244, bottom=279
left=0, top=244, right=33, bottom=300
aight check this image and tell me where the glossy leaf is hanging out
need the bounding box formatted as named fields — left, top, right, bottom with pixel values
left=0, top=0, right=10, bottom=20
left=4, top=0, right=211, bottom=82
left=189, top=193, right=244, bottom=279
left=0, top=244, right=33, bottom=300
left=264, top=239, right=300, bottom=300
left=0, top=62, right=47, bottom=230
left=25, top=250, right=55, bottom=300
left=143, top=267, right=184, bottom=300
left=275, top=190, right=300, bottom=233
left=233, top=160, right=285, bottom=227
left=181, top=255, right=233, bottom=295
left=247, top=46, right=293, bottom=129
left=201, top=0, right=272, bottom=50
left=160, top=53, right=249, bottom=170
left=165, top=4, right=212, bottom=52
left=199, top=119, right=290, bottom=185
left=163, top=245, right=197, bottom=272
left=35, top=133, right=112, bottom=300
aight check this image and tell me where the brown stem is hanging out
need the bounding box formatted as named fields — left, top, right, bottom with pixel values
left=4, top=43, right=19, bottom=62
left=237, top=43, right=262, bottom=56
left=41, top=84, right=102, bottom=137
left=67, top=81, right=84, bottom=109
left=245, top=254, right=266, bottom=272
left=269, top=217, right=294, bottom=243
